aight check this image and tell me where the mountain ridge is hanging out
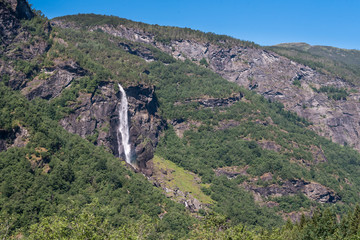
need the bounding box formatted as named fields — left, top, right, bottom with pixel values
left=268, top=42, right=360, bottom=85
left=275, top=42, right=360, bottom=51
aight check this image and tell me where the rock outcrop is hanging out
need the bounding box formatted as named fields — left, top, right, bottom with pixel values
left=118, top=42, right=155, bottom=62
left=0, top=0, right=51, bottom=90
left=0, top=0, right=33, bottom=46
left=59, top=82, right=165, bottom=173
left=0, top=126, right=29, bottom=152
left=149, top=157, right=209, bottom=212
left=8, top=0, right=34, bottom=20
left=257, top=140, right=282, bottom=152
left=174, top=92, right=243, bottom=108
left=214, top=166, right=249, bottom=179
left=22, top=60, right=87, bottom=100
left=242, top=178, right=340, bottom=204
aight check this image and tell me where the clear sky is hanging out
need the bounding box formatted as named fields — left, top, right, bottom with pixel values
left=29, top=0, right=360, bottom=50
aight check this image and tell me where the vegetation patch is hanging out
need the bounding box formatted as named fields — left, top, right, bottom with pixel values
left=311, top=85, right=349, bottom=100
left=151, top=155, right=213, bottom=205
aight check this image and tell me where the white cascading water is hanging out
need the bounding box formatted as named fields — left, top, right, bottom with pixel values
left=117, top=83, right=132, bottom=164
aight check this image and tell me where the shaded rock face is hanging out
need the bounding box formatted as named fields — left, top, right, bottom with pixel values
left=126, top=85, right=166, bottom=170
left=0, top=0, right=51, bottom=90
left=0, top=1, right=35, bottom=151
left=0, top=0, right=33, bottom=46
left=0, top=126, right=29, bottom=152
left=22, top=60, right=87, bottom=100
left=118, top=42, right=155, bottom=62
left=0, top=1, right=21, bottom=46
left=174, top=92, right=244, bottom=108
left=8, top=0, right=34, bottom=20
left=57, top=22, right=360, bottom=151
left=243, top=179, right=340, bottom=203
left=60, top=83, right=165, bottom=172
left=0, top=129, right=15, bottom=152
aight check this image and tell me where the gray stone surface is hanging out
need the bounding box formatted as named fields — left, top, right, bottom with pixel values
left=242, top=179, right=340, bottom=203
left=59, top=83, right=165, bottom=172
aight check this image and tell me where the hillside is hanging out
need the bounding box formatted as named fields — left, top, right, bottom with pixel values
left=1, top=1, right=360, bottom=239
left=268, top=42, right=360, bottom=85
left=54, top=14, right=360, bottom=154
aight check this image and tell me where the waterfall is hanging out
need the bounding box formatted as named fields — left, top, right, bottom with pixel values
left=117, top=83, right=132, bottom=164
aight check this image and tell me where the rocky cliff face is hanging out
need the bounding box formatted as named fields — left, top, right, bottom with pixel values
left=59, top=82, right=165, bottom=173
left=8, top=0, right=34, bottom=20
left=0, top=0, right=51, bottom=90
left=0, top=0, right=33, bottom=46
left=56, top=22, right=360, bottom=151
left=243, top=178, right=340, bottom=204
left=170, top=43, right=360, bottom=150
left=21, top=60, right=87, bottom=100
left=162, top=43, right=360, bottom=151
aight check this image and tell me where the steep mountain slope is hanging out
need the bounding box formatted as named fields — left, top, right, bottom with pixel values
left=53, top=14, right=360, bottom=152
left=46, top=15, right=360, bottom=217
left=268, top=42, right=360, bottom=85
left=2, top=3, right=360, bottom=239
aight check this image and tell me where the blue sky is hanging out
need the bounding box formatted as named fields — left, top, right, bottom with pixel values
left=29, top=0, right=360, bottom=50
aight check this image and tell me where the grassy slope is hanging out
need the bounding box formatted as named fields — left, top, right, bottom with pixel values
left=152, top=155, right=213, bottom=205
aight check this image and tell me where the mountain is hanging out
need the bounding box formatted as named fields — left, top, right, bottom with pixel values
left=53, top=14, right=360, bottom=152
left=1, top=1, right=360, bottom=239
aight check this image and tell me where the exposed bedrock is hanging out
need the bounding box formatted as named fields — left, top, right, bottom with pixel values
left=59, top=83, right=165, bottom=174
